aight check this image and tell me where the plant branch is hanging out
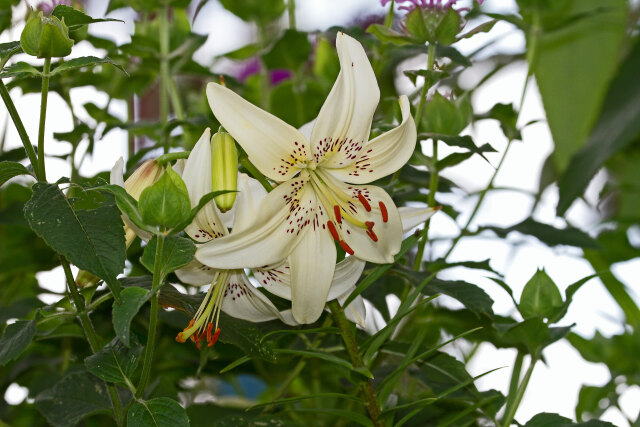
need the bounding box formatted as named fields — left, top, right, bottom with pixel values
left=328, top=300, right=383, bottom=427
left=159, top=6, right=170, bottom=153
left=501, top=355, right=537, bottom=427
left=37, top=57, right=51, bottom=182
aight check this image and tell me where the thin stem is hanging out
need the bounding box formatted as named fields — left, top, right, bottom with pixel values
left=384, top=0, right=395, bottom=27
left=328, top=300, right=383, bottom=427
left=501, top=355, right=537, bottom=427
left=502, top=351, right=524, bottom=420
left=443, top=139, right=513, bottom=260
left=241, top=158, right=273, bottom=192
left=287, top=0, right=296, bottom=29
left=61, top=257, right=123, bottom=425
left=0, top=81, right=42, bottom=180
left=412, top=43, right=437, bottom=270
left=136, top=234, right=165, bottom=398
left=37, top=57, right=51, bottom=181
left=159, top=6, right=170, bottom=153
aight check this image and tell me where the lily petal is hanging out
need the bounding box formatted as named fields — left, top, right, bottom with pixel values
left=339, top=292, right=367, bottom=328
left=181, top=129, right=228, bottom=242
left=231, top=173, right=268, bottom=234
left=327, top=96, right=416, bottom=184
left=399, top=206, right=438, bottom=233
left=222, top=272, right=298, bottom=326
left=326, top=256, right=366, bottom=300
left=290, top=218, right=337, bottom=324
left=175, top=259, right=218, bottom=287
left=196, top=175, right=315, bottom=269
left=310, top=32, right=380, bottom=168
left=110, top=157, right=153, bottom=242
left=207, top=82, right=310, bottom=182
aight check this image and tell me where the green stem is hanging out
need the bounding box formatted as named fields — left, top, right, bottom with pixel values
left=159, top=6, right=170, bottom=153
left=241, top=158, right=273, bottom=192
left=0, top=80, right=42, bottom=180
left=443, top=139, right=513, bottom=260
left=328, top=300, right=383, bottom=427
left=136, top=234, right=165, bottom=398
left=384, top=0, right=395, bottom=27
left=502, top=351, right=524, bottom=421
left=61, top=257, right=123, bottom=425
left=287, top=0, right=296, bottom=29
left=501, top=355, right=537, bottom=427
left=156, top=150, right=190, bottom=165
left=37, top=57, right=51, bottom=182
left=412, top=43, right=437, bottom=270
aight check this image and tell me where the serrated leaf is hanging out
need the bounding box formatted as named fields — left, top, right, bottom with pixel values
left=0, top=319, right=36, bottom=365
left=35, top=371, right=112, bottom=427
left=519, top=269, right=563, bottom=320
left=24, top=183, right=126, bottom=299
left=0, top=161, right=32, bottom=186
left=85, top=337, right=142, bottom=389
left=0, top=61, right=42, bottom=78
left=127, top=397, right=189, bottom=427
left=140, top=235, right=195, bottom=282
left=49, top=56, right=126, bottom=76
left=112, top=287, right=150, bottom=347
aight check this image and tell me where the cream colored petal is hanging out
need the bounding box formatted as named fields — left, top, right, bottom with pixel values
left=182, top=129, right=228, bottom=242
left=253, top=261, right=293, bottom=300
left=196, top=175, right=316, bottom=269
left=326, top=256, right=366, bottom=300
left=310, top=32, right=380, bottom=169
left=110, top=157, right=153, bottom=242
left=230, top=173, right=268, bottom=234
left=207, top=82, right=310, bottom=182
left=290, top=222, right=337, bottom=324
left=327, top=96, right=416, bottom=184
left=175, top=259, right=218, bottom=287
left=221, top=271, right=298, bottom=326
left=340, top=293, right=367, bottom=329
left=398, top=206, right=438, bottom=233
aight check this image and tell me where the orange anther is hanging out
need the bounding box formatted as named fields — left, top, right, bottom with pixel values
left=334, top=205, right=342, bottom=224
left=340, top=240, right=354, bottom=255
left=379, top=201, right=388, bottom=223
left=366, top=229, right=378, bottom=242
left=327, top=221, right=340, bottom=241
left=176, top=332, right=185, bottom=343
left=206, top=323, right=213, bottom=342
left=358, top=193, right=371, bottom=212
left=209, top=328, right=221, bottom=347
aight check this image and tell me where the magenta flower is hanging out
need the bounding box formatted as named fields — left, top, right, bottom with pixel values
left=381, top=0, right=483, bottom=10
left=38, top=0, right=72, bottom=14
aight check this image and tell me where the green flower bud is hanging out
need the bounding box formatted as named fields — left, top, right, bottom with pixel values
left=20, top=12, right=74, bottom=58
left=211, top=130, right=238, bottom=212
left=138, top=165, right=191, bottom=230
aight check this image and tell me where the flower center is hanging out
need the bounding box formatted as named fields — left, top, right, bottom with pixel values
left=308, top=170, right=388, bottom=255
left=175, top=270, right=229, bottom=348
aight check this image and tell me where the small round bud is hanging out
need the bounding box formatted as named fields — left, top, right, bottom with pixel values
left=20, top=11, right=74, bottom=58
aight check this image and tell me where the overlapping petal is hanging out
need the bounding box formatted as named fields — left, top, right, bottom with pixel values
left=110, top=158, right=153, bottom=243
left=310, top=32, right=380, bottom=169
left=206, top=82, right=310, bottom=182
left=326, top=96, right=417, bottom=184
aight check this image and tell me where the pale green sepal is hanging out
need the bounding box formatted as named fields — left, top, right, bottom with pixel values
left=20, top=12, right=73, bottom=58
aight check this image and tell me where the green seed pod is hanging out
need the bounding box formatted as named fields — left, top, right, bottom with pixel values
left=211, top=130, right=238, bottom=212
left=20, top=11, right=73, bottom=58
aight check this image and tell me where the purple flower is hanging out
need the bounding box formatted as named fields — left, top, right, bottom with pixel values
left=234, top=58, right=292, bottom=86
left=269, top=69, right=292, bottom=85
left=381, top=0, right=483, bottom=10
left=38, top=0, right=72, bottom=14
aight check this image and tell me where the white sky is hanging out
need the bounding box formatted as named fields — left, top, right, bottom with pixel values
left=2, top=0, right=639, bottom=424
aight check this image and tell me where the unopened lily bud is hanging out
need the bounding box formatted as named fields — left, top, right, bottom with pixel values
left=124, top=159, right=164, bottom=201
left=20, top=12, right=73, bottom=58
left=211, top=130, right=238, bottom=212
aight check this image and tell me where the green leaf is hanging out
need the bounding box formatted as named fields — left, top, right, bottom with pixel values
left=219, top=0, right=285, bottom=24
left=367, top=24, right=417, bottom=46
left=0, top=41, right=22, bottom=59
left=248, top=393, right=363, bottom=411
left=127, top=397, right=189, bottom=427
left=524, top=412, right=616, bottom=426
left=557, top=39, right=640, bottom=215
left=138, top=166, right=191, bottom=229
left=519, top=269, right=563, bottom=320
left=171, top=189, right=234, bottom=235
left=289, top=408, right=373, bottom=427
left=0, top=61, right=42, bottom=78
left=0, top=161, right=32, bottom=186
left=480, top=217, right=600, bottom=249
left=275, top=348, right=373, bottom=379
left=457, top=19, right=498, bottom=40
left=549, top=274, right=597, bottom=323
left=20, top=12, right=74, bottom=58
left=422, top=92, right=471, bottom=135
left=24, top=183, right=126, bottom=299
left=420, top=133, right=496, bottom=163
left=140, top=235, right=195, bottom=281
left=530, top=0, right=627, bottom=171
left=93, top=183, right=153, bottom=234
left=52, top=5, right=123, bottom=28
left=436, top=152, right=473, bottom=169
left=403, top=69, right=449, bottom=86
left=435, top=7, right=461, bottom=45
left=262, top=29, right=311, bottom=71
left=35, top=371, right=112, bottom=427
left=49, top=56, right=126, bottom=76
left=112, top=287, right=150, bottom=347
left=84, top=337, right=142, bottom=389
left=501, top=318, right=571, bottom=354
left=576, top=383, right=615, bottom=422
left=0, top=319, right=36, bottom=365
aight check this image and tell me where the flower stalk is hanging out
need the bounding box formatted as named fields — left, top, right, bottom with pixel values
left=37, top=57, right=51, bottom=182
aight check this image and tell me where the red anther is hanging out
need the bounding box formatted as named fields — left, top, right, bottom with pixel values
left=209, top=328, right=221, bottom=347
left=340, top=240, right=354, bottom=255
left=196, top=341, right=201, bottom=350
left=334, top=205, right=342, bottom=224
left=366, top=229, right=378, bottom=242
left=365, top=221, right=375, bottom=230
left=327, top=221, right=340, bottom=241
left=358, top=193, right=372, bottom=212
left=206, top=323, right=213, bottom=343
left=379, top=201, right=388, bottom=223
left=175, top=332, right=185, bottom=343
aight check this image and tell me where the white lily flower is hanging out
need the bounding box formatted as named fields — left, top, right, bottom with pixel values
left=197, top=32, right=417, bottom=324
left=174, top=129, right=300, bottom=348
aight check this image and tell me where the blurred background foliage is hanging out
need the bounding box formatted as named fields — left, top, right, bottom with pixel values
left=0, top=0, right=639, bottom=426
